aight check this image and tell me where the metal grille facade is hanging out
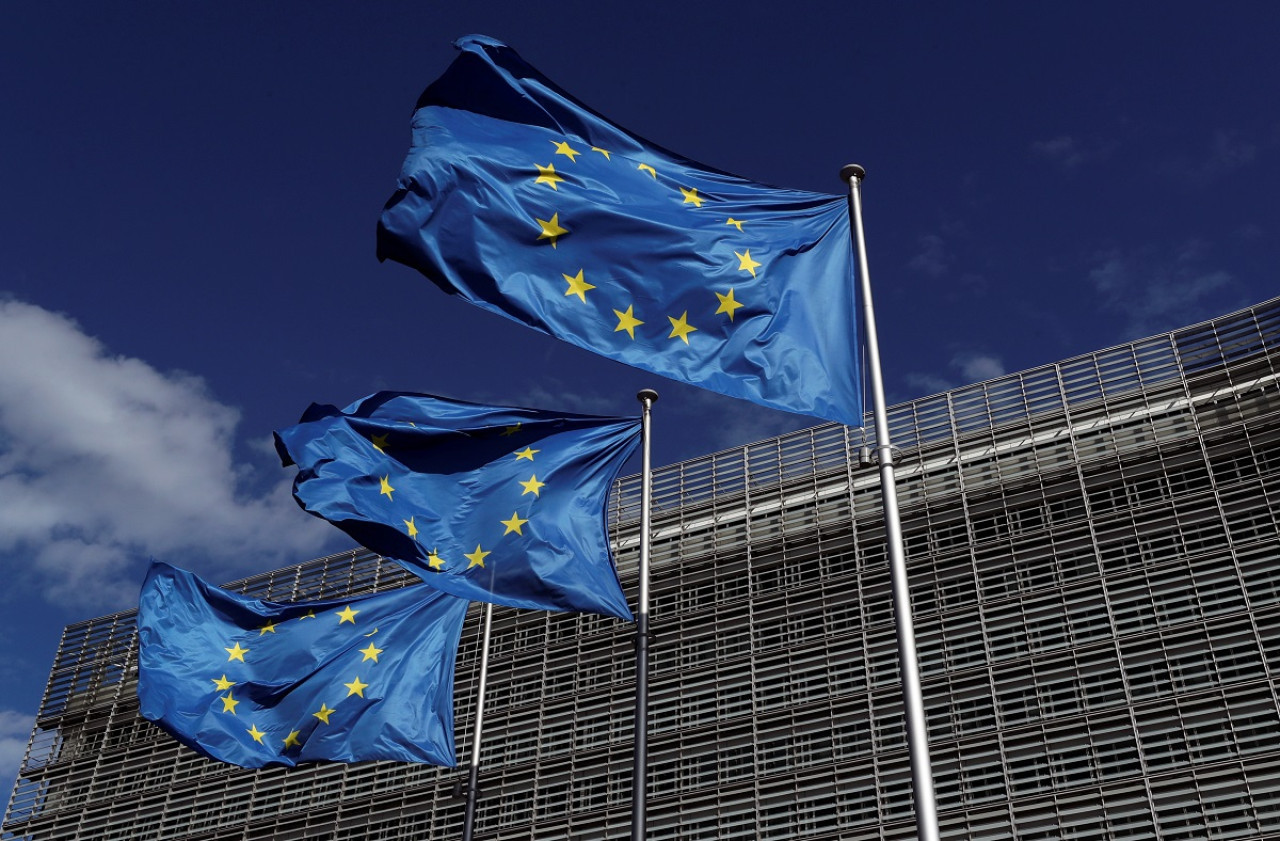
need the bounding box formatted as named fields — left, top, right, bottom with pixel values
left=6, top=299, right=1280, bottom=840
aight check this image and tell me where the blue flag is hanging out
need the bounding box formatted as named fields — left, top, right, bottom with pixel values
left=137, top=562, right=470, bottom=768
left=377, top=35, right=862, bottom=428
left=274, top=392, right=640, bottom=620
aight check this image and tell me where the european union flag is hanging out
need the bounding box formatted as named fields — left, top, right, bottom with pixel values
left=274, top=392, right=640, bottom=620
left=377, top=35, right=862, bottom=428
left=137, top=562, right=470, bottom=768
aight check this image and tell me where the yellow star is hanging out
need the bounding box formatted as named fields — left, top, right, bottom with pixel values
left=283, top=730, right=302, bottom=749
left=225, top=642, right=249, bottom=662
left=591, top=146, right=611, bottom=159
left=726, top=218, right=744, bottom=231
left=465, top=544, right=491, bottom=569
left=680, top=187, right=704, bottom=207
left=427, top=548, right=445, bottom=570
left=500, top=422, right=522, bottom=437
left=735, top=249, right=761, bottom=278
left=258, top=621, right=277, bottom=635
left=536, top=213, right=569, bottom=248
left=359, top=642, right=384, bottom=663
left=715, top=289, right=745, bottom=322
left=379, top=476, right=395, bottom=500
left=535, top=162, right=564, bottom=190
left=219, top=692, right=240, bottom=715
left=514, top=446, right=539, bottom=461
left=562, top=269, right=596, bottom=302
left=551, top=140, right=580, bottom=162
left=247, top=724, right=267, bottom=744
left=667, top=312, right=698, bottom=344
left=344, top=676, right=369, bottom=698
left=299, top=610, right=316, bottom=620
left=501, top=512, right=529, bottom=535
left=313, top=703, right=335, bottom=725
left=638, top=163, right=657, bottom=178
left=520, top=475, right=545, bottom=497
left=614, top=305, right=644, bottom=340
left=212, top=674, right=236, bottom=691
left=336, top=605, right=359, bottom=624
left=371, top=433, right=389, bottom=452
left=404, top=516, right=418, bottom=539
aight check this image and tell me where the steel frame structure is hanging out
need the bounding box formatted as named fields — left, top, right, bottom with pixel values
left=6, top=299, right=1280, bottom=839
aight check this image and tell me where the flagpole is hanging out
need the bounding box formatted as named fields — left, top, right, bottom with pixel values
left=460, top=601, right=494, bottom=841
left=841, top=164, right=940, bottom=841
left=632, top=388, right=658, bottom=841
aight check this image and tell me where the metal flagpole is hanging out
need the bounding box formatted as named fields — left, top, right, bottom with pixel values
left=841, top=163, right=941, bottom=841
left=632, top=388, right=658, bottom=841
left=460, top=601, right=494, bottom=841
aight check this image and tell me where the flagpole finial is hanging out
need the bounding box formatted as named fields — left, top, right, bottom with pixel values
left=840, top=164, right=866, bottom=183
left=637, top=388, right=659, bottom=404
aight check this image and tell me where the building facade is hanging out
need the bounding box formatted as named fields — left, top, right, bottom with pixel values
left=6, top=299, right=1280, bottom=840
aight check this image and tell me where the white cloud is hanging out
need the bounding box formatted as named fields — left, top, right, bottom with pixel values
left=908, top=233, right=950, bottom=278
left=1203, top=129, right=1257, bottom=179
left=1031, top=134, right=1116, bottom=170
left=1088, top=243, right=1241, bottom=337
left=1236, top=222, right=1264, bottom=243
left=1032, top=135, right=1086, bottom=168
left=954, top=352, right=1006, bottom=382
left=675, top=387, right=813, bottom=452
left=904, top=371, right=955, bottom=396
left=904, top=352, right=1007, bottom=399
left=483, top=378, right=633, bottom=418
left=0, top=709, right=34, bottom=796
left=474, top=372, right=812, bottom=461
left=1157, top=129, right=1259, bottom=187
left=0, top=300, right=336, bottom=610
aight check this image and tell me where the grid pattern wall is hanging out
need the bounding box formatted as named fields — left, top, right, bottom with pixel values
left=5, top=298, right=1280, bottom=840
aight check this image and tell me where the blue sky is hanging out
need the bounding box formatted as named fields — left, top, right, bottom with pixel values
left=2, top=2, right=1278, bottom=794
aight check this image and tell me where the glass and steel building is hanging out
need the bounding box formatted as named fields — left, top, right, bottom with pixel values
left=6, top=298, right=1280, bottom=840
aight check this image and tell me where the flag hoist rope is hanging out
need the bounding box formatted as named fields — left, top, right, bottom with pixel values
left=843, top=164, right=941, bottom=841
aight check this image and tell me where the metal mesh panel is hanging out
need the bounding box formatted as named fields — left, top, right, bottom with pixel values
left=6, top=297, right=1280, bottom=840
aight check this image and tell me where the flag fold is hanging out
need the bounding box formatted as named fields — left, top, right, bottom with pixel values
left=274, top=391, right=640, bottom=620
left=137, top=562, right=469, bottom=768
left=377, top=34, right=862, bottom=427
